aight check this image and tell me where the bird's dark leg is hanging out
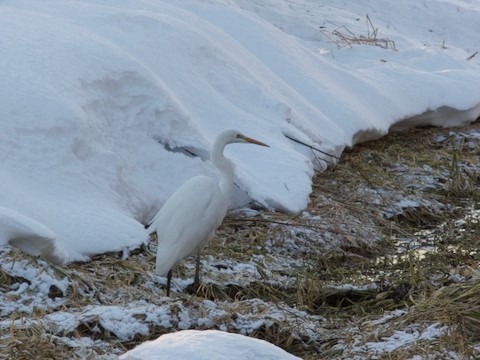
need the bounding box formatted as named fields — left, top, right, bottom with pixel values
left=166, top=269, right=172, bottom=297
left=194, top=250, right=201, bottom=288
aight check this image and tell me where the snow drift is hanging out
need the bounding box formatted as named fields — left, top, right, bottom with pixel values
left=119, top=330, right=301, bottom=360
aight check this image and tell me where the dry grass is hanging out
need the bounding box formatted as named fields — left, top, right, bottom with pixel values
left=409, top=280, right=480, bottom=351
left=1, top=326, right=63, bottom=360
left=321, top=15, right=397, bottom=50
left=205, top=122, right=480, bottom=357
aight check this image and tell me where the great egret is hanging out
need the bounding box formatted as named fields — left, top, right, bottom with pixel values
left=148, top=129, right=269, bottom=296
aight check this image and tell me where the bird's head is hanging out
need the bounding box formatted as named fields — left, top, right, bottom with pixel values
left=221, top=129, right=269, bottom=147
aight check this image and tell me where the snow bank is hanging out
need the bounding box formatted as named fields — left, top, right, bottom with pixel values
left=1, top=0, right=479, bottom=262
left=119, top=330, right=301, bottom=360
left=0, top=206, right=63, bottom=263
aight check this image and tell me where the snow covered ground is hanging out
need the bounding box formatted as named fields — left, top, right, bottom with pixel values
left=1, top=0, right=479, bottom=263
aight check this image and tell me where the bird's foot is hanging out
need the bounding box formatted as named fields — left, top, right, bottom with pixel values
left=185, top=280, right=202, bottom=295
left=185, top=282, right=201, bottom=294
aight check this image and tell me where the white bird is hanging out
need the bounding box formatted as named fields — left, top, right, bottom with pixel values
left=148, top=129, right=269, bottom=296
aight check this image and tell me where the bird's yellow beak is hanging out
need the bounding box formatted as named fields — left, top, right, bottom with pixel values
left=243, top=136, right=269, bottom=147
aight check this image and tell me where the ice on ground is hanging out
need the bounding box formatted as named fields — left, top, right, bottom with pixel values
left=0, top=247, right=70, bottom=317
left=356, top=323, right=449, bottom=354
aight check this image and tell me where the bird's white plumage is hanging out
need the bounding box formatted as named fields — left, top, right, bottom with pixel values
left=150, top=175, right=227, bottom=276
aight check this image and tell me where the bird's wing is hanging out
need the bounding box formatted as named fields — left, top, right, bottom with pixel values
left=150, top=175, right=227, bottom=276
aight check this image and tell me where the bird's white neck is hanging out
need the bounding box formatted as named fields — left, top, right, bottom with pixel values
left=211, top=135, right=235, bottom=200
